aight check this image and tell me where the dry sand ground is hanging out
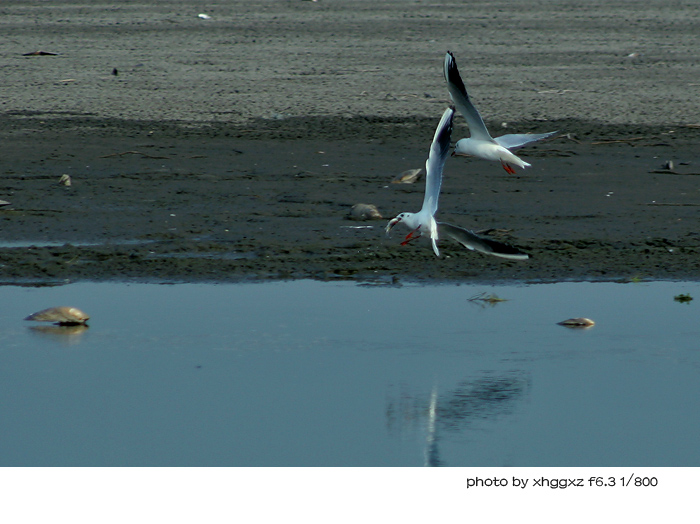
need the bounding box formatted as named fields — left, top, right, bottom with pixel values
left=1, top=0, right=700, bottom=284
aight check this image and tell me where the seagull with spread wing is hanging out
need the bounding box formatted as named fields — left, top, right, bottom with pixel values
left=386, top=106, right=454, bottom=257
left=444, top=50, right=557, bottom=174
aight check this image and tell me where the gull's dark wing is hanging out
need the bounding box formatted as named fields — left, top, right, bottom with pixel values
left=444, top=51, right=492, bottom=142
left=438, top=222, right=529, bottom=260
left=421, top=106, right=455, bottom=217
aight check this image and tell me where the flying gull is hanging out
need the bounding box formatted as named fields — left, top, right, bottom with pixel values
left=444, top=50, right=557, bottom=174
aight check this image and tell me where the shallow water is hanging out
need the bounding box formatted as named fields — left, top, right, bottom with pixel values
left=1, top=279, right=699, bottom=467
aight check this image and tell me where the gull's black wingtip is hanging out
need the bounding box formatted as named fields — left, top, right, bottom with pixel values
left=444, top=50, right=455, bottom=72
left=433, top=106, right=455, bottom=156
left=443, top=50, right=467, bottom=94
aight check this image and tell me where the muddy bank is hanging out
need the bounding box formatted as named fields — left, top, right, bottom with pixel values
left=1, top=117, right=700, bottom=284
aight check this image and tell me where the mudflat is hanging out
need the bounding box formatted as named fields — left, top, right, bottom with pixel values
left=1, top=1, right=699, bottom=283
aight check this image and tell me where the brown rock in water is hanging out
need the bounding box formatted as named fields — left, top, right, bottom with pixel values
left=25, top=306, right=90, bottom=325
left=557, top=317, right=595, bottom=328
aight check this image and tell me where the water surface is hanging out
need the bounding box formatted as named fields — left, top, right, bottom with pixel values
left=1, top=280, right=699, bottom=466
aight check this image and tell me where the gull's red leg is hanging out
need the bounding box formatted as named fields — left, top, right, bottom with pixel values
left=400, top=228, right=421, bottom=246
left=502, top=162, right=517, bottom=175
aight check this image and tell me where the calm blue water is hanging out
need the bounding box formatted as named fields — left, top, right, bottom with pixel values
left=1, top=280, right=699, bottom=466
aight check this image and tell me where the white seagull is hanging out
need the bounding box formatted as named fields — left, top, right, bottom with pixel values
left=386, top=106, right=454, bottom=257
left=386, top=106, right=529, bottom=260
left=444, top=50, right=557, bottom=174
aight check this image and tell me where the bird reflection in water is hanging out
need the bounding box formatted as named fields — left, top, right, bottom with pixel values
left=386, top=371, right=531, bottom=466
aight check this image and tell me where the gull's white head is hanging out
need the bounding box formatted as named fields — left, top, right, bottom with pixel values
left=385, top=212, right=413, bottom=234
left=452, top=138, right=474, bottom=157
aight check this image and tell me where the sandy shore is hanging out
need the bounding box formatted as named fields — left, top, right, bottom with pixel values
left=1, top=1, right=700, bottom=284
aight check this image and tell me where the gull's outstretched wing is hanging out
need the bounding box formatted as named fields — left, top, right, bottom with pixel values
left=438, top=222, right=529, bottom=260
left=494, top=131, right=559, bottom=151
left=421, top=106, right=455, bottom=217
left=444, top=51, right=492, bottom=142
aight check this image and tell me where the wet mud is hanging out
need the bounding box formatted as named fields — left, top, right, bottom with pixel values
left=2, top=117, right=700, bottom=284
